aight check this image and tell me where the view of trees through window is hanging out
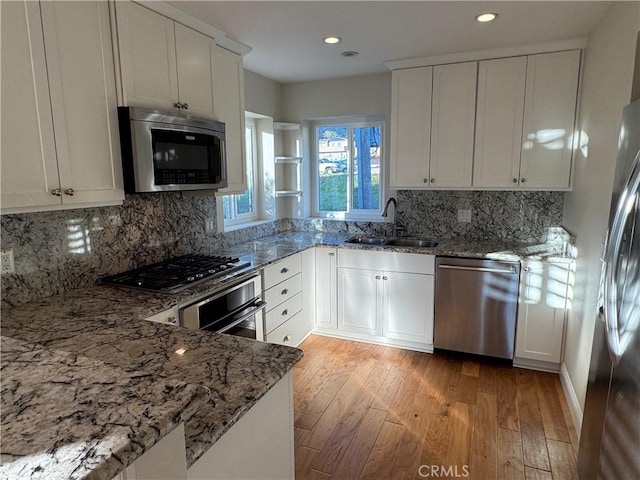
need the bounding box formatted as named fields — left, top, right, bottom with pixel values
left=317, top=123, right=382, bottom=213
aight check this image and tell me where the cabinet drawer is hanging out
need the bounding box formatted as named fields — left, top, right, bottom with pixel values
left=338, top=249, right=434, bottom=275
left=265, top=293, right=302, bottom=333
left=266, top=312, right=310, bottom=347
left=263, top=254, right=301, bottom=288
left=145, top=306, right=179, bottom=326
left=265, top=273, right=302, bottom=312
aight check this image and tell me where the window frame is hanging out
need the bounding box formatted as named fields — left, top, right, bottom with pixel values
left=311, top=116, right=385, bottom=220
left=223, top=119, right=260, bottom=227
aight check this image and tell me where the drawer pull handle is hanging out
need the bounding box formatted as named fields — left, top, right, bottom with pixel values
left=281, top=288, right=289, bottom=295
left=282, top=309, right=289, bottom=316
left=283, top=334, right=291, bottom=342
left=281, top=267, right=289, bottom=274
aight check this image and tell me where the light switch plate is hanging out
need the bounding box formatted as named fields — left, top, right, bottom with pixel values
left=458, top=209, right=472, bottom=223
left=1, top=249, right=15, bottom=275
left=204, top=217, right=216, bottom=234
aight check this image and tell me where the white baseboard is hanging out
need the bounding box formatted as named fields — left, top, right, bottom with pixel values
left=560, top=362, right=584, bottom=437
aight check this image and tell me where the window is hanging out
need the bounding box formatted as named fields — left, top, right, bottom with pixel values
left=314, top=119, right=383, bottom=218
left=223, top=120, right=258, bottom=225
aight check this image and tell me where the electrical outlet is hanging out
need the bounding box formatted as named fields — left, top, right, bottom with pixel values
left=1, top=249, right=15, bottom=275
left=458, top=209, right=472, bottom=223
left=204, top=217, right=216, bottom=234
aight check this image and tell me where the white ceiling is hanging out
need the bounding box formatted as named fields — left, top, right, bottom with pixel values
left=168, top=1, right=610, bottom=84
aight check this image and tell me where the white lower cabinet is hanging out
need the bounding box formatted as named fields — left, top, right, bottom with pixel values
left=514, top=259, right=573, bottom=371
left=383, top=271, right=434, bottom=345
left=261, top=252, right=312, bottom=347
left=337, top=268, right=380, bottom=336
left=314, top=247, right=338, bottom=332
left=331, top=249, right=435, bottom=351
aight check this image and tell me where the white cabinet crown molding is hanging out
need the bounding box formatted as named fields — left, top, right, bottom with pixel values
left=133, top=0, right=252, bottom=56
left=384, top=37, right=587, bottom=71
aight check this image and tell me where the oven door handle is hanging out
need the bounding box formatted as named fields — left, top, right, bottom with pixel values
left=217, top=300, right=267, bottom=334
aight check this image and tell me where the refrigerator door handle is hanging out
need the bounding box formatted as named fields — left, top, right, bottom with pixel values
left=603, top=149, right=640, bottom=365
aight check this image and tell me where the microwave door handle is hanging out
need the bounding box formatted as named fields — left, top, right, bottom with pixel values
left=217, top=301, right=267, bottom=334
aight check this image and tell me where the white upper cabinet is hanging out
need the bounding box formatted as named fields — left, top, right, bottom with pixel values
left=115, top=2, right=218, bottom=119
left=473, top=57, right=527, bottom=188
left=115, top=1, right=179, bottom=112
left=389, top=67, right=432, bottom=188
left=174, top=23, right=217, bottom=118
left=430, top=62, right=477, bottom=188
left=389, top=49, right=581, bottom=191
left=1, top=1, right=59, bottom=210
left=1, top=1, right=123, bottom=212
left=520, top=50, right=581, bottom=190
left=213, top=47, right=247, bottom=194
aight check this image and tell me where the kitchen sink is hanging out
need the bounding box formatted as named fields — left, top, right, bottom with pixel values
left=345, top=236, right=439, bottom=248
left=385, top=238, right=439, bottom=247
left=345, top=236, right=389, bottom=245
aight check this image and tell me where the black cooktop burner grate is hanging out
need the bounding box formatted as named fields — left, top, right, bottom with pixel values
left=99, top=254, right=251, bottom=293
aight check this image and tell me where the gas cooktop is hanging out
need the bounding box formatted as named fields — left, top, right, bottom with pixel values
left=99, top=254, right=251, bottom=294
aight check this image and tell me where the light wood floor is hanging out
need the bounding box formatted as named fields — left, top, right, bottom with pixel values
left=293, top=335, right=580, bottom=480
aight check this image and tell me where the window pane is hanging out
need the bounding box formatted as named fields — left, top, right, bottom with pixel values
left=317, top=125, right=348, bottom=212
left=222, top=196, right=232, bottom=220
left=351, top=126, right=381, bottom=210
left=235, top=126, right=254, bottom=215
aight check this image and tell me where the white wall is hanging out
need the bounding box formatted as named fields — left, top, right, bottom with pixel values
left=244, top=70, right=282, bottom=119
left=280, top=73, right=391, bottom=122
left=561, top=1, right=638, bottom=426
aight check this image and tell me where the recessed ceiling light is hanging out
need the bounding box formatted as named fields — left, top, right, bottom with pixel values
left=323, top=36, right=342, bottom=45
left=341, top=51, right=359, bottom=57
left=475, top=12, right=499, bottom=23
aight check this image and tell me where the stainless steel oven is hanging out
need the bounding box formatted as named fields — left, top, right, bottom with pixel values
left=180, top=275, right=266, bottom=340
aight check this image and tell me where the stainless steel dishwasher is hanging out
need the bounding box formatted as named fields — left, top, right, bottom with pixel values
left=434, top=256, right=521, bottom=359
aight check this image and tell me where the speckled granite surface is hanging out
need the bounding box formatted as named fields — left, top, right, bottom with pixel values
left=0, top=231, right=573, bottom=478
left=0, top=336, right=207, bottom=480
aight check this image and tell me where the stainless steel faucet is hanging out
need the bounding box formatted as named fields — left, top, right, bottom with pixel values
left=382, top=197, right=397, bottom=217
left=382, top=197, right=406, bottom=236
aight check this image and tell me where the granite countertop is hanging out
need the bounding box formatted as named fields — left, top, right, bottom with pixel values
left=0, top=231, right=572, bottom=478
left=0, top=336, right=207, bottom=480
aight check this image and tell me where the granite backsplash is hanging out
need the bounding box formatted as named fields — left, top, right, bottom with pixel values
left=1, top=190, right=563, bottom=306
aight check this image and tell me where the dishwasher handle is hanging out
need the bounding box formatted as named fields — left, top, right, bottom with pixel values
left=438, top=264, right=518, bottom=275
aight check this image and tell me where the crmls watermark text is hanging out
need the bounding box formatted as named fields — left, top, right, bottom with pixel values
left=417, top=465, right=470, bottom=478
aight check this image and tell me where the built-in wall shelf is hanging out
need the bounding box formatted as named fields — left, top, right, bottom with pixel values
left=275, top=156, right=303, bottom=164
left=274, top=122, right=304, bottom=218
left=275, top=190, right=303, bottom=198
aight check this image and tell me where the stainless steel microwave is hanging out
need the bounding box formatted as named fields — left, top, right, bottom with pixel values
left=118, top=106, right=227, bottom=193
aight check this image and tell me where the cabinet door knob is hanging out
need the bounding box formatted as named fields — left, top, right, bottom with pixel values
left=281, top=288, right=289, bottom=295
left=173, top=102, right=182, bottom=109
left=182, top=102, right=189, bottom=110
left=430, top=178, right=435, bottom=183
left=281, top=267, right=289, bottom=274
left=423, top=178, right=428, bottom=183
left=51, top=188, right=62, bottom=197
left=64, top=188, right=75, bottom=196
left=521, top=178, right=526, bottom=183
left=328, top=252, right=335, bottom=257
left=383, top=276, right=388, bottom=280
left=168, top=316, right=177, bottom=325
left=512, top=178, right=518, bottom=183
left=375, top=275, right=381, bottom=280
left=283, top=334, right=291, bottom=342
left=282, top=309, right=289, bottom=316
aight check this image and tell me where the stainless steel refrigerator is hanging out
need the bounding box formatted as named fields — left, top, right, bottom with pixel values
left=577, top=98, right=640, bottom=479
